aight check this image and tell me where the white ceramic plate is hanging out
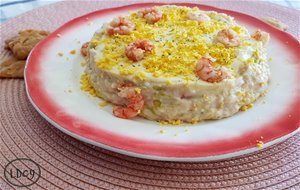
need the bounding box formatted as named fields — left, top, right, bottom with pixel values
left=25, top=3, right=300, bottom=161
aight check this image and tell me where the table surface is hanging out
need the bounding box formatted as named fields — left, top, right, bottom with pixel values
left=0, top=0, right=300, bottom=23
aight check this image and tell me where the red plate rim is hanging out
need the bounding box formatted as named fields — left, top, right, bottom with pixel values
left=25, top=2, right=300, bottom=160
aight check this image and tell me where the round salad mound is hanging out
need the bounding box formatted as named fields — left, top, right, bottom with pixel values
left=84, top=5, right=270, bottom=123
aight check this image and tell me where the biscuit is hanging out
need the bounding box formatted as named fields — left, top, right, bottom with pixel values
left=0, top=57, right=26, bottom=78
left=262, top=17, right=288, bottom=31
left=5, top=29, right=49, bottom=60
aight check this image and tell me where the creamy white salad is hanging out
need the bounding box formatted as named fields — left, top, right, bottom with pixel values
left=81, top=5, right=270, bottom=123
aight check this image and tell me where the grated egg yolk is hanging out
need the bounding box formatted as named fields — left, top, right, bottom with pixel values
left=80, top=74, right=97, bottom=96
left=93, top=6, right=242, bottom=80
left=159, top=119, right=182, bottom=125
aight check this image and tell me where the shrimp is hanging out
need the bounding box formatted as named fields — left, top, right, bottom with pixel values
left=80, top=42, right=89, bottom=57
left=106, top=17, right=135, bottom=35
left=138, top=8, right=163, bottom=24
left=251, top=30, right=270, bottom=45
left=216, top=29, right=240, bottom=47
left=125, top=40, right=154, bottom=62
left=195, top=55, right=229, bottom=83
left=187, top=12, right=211, bottom=22
left=113, top=84, right=144, bottom=119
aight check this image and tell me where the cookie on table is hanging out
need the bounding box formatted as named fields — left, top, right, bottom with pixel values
left=1, top=29, right=50, bottom=78
left=0, top=57, right=26, bottom=78
left=4, top=29, right=50, bottom=60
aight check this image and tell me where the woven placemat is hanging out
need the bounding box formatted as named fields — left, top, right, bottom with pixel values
left=0, top=1, right=299, bottom=189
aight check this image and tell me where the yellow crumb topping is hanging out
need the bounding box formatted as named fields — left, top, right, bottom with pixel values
left=245, top=58, right=255, bottom=64
left=236, top=90, right=246, bottom=97
left=80, top=74, right=97, bottom=96
left=256, top=140, right=264, bottom=149
left=80, top=62, right=87, bottom=67
left=245, top=48, right=263, bottom=65
left=159, top=129, right=166, bottom=134
left=240, top=103, right=253, bottom=111
left=134, top=72, right=147, bottom=81
left=99, top=100, right=109, bottom=107
left=191, top=117, right=200, bottom=124
left=93, top=6, right=243, bottom=80
left=153, top=100, right=161, bottom=108
left=159, top=119, right=182, bottom=125
left=260, top=90, right=268, bottom=97
left=219, top=102, right=224, bottom=109
left=165, top=80, right=172, bottom=85
left=134, top=87, right=141, bottom=94
left=119, top=67, right=136, bottom=76
left=209, top=43, right=237, bottom=66
left=202, top=95, right=209, bottom=101
left=231, top=26, right=243, bottom=34
left=57, top=52, right=64, bottom=56
left=70, top=50, right=76, bottom=54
